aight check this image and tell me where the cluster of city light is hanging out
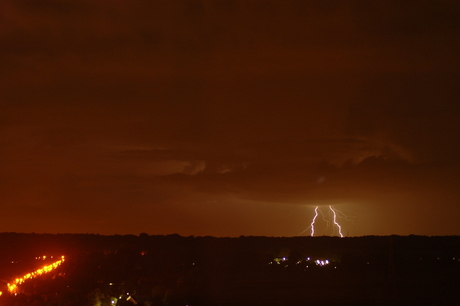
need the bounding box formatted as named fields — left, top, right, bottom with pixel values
left=7, top=256, right=65, bottom=294
left=315, top=259, right=330, bottom=266
left=271, top=257, right=287, bottom=264
left=270, top=257, right=332, bottom=268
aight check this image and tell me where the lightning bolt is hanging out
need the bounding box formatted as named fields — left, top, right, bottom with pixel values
left=300, top=205, right=350, bottom=237
left=310, top=206, right=319, bottom=237
left=329, top=205, right=344, bottom=238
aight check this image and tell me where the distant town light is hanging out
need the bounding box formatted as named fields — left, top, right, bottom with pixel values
left=315, top=259, right=330, bottom=266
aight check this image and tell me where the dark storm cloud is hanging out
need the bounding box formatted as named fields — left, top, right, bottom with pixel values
left=348, top=73, right=460, bottom=162
left=1, top=0, right=460, bottom=235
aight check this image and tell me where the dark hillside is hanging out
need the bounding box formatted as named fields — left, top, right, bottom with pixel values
left=0, top=233, right=459, bottom=305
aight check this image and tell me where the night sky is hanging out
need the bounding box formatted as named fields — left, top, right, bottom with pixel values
left=2, top=0, right=460, bottom=236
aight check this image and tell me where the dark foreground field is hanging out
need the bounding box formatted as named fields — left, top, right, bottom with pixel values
left=0, top=233, right=459, bottom=305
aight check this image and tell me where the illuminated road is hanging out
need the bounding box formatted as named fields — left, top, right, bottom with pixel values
left=4, top=256, right=65, bottom=294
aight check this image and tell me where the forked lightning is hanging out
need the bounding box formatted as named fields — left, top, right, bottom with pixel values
left=304, top=205, right=345, bottom=237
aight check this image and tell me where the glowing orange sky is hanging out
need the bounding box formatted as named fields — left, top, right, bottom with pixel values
left=1, top=0, right=460, bottom=236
